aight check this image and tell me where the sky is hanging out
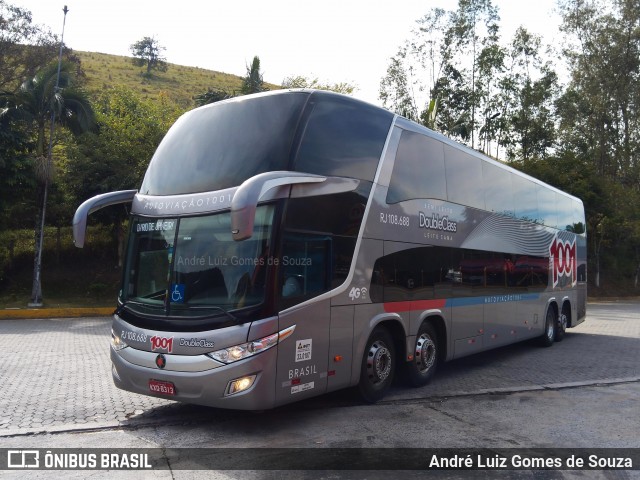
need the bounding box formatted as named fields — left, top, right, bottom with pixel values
left=15, top=0, right=564, bottom=105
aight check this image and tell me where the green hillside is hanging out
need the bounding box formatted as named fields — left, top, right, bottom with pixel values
left=76, top=51, right=278, bottom=108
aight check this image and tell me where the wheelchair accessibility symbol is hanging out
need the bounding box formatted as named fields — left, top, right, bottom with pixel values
left=170, top=284, right=185, bottom=303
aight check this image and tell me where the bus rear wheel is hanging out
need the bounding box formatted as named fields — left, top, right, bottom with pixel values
left=556, top=305, right=569, bottom=342
left=358, top=327, right=395, bottom=403
left=538, top=306, right=556, bottom=347
left=405, top=323, right=438, bottom=387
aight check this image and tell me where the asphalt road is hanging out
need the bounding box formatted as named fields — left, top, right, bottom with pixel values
left=0, top=300, right=638, bottom=479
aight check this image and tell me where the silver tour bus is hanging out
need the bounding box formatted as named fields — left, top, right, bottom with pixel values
left=73, top=90, right=586, bottom=409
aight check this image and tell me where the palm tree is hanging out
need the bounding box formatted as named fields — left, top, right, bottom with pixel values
left=0, top=60, right=95, bottom=305
left=241, top=56, right=267, bottom=95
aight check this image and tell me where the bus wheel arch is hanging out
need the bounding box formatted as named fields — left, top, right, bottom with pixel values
left=358, top=322, right=399, bottom=403
left=404, top=316, right=444, bottom=388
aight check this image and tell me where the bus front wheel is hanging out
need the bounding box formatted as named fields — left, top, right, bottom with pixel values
left=358, top=327, right=395, bottom=403
left=405, top=322, right=439, bottom=387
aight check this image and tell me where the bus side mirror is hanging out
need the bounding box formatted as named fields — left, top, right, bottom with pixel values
left=73, top=190, right=137, bottom=248
left=230, top=172, right=360, bottom=241
left=231, top=172, right=325, bottom=241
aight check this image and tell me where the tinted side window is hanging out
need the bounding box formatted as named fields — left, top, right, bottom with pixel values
left=444, top=145, right=485, bottom=209
left=482, top=161, right=515, bottom=217
left=556, top=192, right=574, bottom=232
left=572, top=200, right=586, bottom=234
left=280, top=234, right=331, bottom=301
left=372, top=246, right=453, bottom=302
left=537, top=185, right=558, bottom=229
left=387, top=131, right=447, bottom=203
left=294, top=94, right=393, bottom=181
left=512, top=175, right=539, bottom=223
left=283, top=182, right=371, bottom=237
left=370, top=246, right=549, bottom=303
left=277, top=183, right=370, bottom=309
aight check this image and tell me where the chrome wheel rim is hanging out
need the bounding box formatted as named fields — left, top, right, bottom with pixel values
left=546, top=314, right=555, bottom=340
left=366, top=340, right=392, bottom=385
left=415, top=333, right=436, bottom=374
left=559, top=313, right=568, bottom=332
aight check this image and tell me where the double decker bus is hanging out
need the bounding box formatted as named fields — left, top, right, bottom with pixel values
left=73, top=90, right=586, bottom=409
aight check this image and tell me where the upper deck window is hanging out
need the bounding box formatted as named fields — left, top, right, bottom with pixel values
left=386, top=130, right=447, bottom=204
left=140, top=92, right=307, bottom=195
left=294, top=94, right=393, bottom=182
left=443, top=144, right=485, bottom=210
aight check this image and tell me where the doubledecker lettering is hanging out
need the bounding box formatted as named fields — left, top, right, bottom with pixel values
left=549, top=235, right=577, bottom=287
left=419, top=212, right=457, bottom=233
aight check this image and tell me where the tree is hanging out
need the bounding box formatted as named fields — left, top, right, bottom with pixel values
left=193, top=88, right=234, bottom=106
left=0, top=0, right=58, bottom=92
left=63, top=86, right=181, bottom=199
left=130, top=36, right=168, bottom=75
left=379, top=8, right=452, bottom=128
left=379, top=54, right=419, bottom=121
left=379, top=2, right=503, bottom=145
left=0, top=60, right=95, bottom=305
left=497, top=27, right=558, bottom=160
left=282, top=75, right=357, bottom=95
left=555, top=0, right=640, bottom=289
left=446, top=0, right=501, bottom=149
left=0, top=101, right=34, bottom=230
left=0, top=0, right=60, bottom=231
left=558, top=0, right=640, bottom=184
left=241, top=56, right=267, bottom=95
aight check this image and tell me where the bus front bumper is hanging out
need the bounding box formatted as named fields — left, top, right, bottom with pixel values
left=110, top=345, right=278, bottom=410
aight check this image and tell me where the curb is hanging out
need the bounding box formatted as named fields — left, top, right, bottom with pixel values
left=0, top=307, right=114, bottom=320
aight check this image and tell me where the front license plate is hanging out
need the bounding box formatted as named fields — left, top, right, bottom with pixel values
left=149, top=379, right=176, bottom=396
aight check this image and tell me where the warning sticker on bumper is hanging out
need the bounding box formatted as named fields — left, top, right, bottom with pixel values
left=291, top=381, right=314, bottom=394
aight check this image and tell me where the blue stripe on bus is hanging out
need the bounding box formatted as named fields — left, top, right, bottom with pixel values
left=448, top=293, right=540, bottom=308
left=384, top=294, right=541, bottom=313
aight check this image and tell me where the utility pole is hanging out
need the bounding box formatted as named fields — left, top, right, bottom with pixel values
left=29, top=5, right=69, bottom=307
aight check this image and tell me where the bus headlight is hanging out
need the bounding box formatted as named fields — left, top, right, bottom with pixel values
left=111, top=329, right=128, bottom=351
left=207, top=325, right=295, bottom=364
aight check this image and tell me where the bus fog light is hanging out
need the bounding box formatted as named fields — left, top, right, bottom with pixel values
left=226, top=375, right=256, bottom=395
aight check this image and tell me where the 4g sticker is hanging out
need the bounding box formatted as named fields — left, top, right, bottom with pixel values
left=348, top=287, right=368, bottom=301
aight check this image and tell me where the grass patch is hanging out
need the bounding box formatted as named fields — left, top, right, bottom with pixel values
left=76, top=51, right=279, bottom=109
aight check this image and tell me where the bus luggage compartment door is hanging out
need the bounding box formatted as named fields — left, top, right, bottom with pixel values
left=275, top=300, right=331, bottom=406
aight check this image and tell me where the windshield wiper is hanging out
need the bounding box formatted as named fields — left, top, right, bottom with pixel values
left=116, top=299, right=164, bottom=316
left=117, top=299, right=239, bottom=323
left=183, top=305, right=238, bottom=323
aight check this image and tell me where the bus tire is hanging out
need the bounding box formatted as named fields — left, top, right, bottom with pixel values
left=538, top=306, right=556, bottom=347
left=405, top=322, right=438, bottom=387
left=358, top=327, right=395, bottom=403
left=555, top=305, right=569, bottom=342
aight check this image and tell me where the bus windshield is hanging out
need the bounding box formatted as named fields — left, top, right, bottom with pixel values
left=121, top=205, right=275, bottom=318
